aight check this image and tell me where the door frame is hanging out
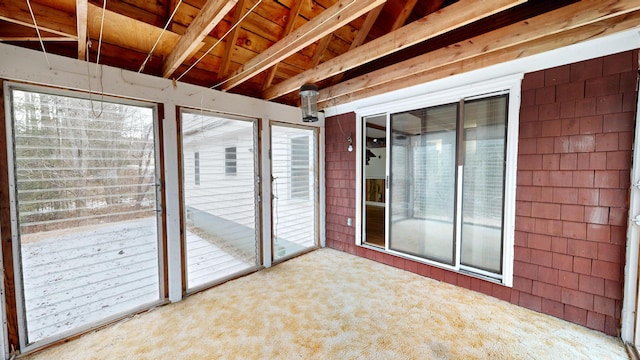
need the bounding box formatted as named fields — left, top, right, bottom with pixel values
left=4, top=82, right=167, bottom=352
left=621, top=72, right=640, bottom=346
left=268, top=121, right=320, bottom=264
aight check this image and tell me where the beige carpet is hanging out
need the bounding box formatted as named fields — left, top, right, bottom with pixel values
left=23, top=248, right=627, bottom=360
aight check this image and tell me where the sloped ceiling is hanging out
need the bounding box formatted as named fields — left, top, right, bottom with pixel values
left=1, top=0, right=639, bottom=108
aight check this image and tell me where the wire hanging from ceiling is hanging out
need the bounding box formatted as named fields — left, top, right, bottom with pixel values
left=87, top=0, right=108, bottom=118
left=94, top=0, right=107, bottom=76
left=139, top=0, right=184, bottom=73
left=176, top=0, right=263, bottom=82
left=26, top=0, right=51, bottom=68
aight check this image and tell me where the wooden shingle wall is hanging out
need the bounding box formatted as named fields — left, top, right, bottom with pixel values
left=324, top=50, right=638, bottom=336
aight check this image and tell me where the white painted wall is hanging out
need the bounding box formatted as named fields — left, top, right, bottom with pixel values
left=183, top=124, right=257, bottom=227
left=365, top=148, right=386, bottom=179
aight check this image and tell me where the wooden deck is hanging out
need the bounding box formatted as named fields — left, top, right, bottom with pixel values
left=21, top=217, right=251, bottom=344
left=272, top=199, right=316, bottom=260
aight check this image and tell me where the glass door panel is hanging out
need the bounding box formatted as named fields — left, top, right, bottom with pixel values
left=389, top=104, right=458, bottom=265
left=271, top=125, right=317, bottom=261
left=181, top=111, right=260, bottom=290
left=460, top=96, right=508, bottom=273
left=9, top=88, right=162, bottom=345
left=363, top=115, right=387, bottom=247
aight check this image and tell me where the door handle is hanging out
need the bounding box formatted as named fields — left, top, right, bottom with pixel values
left=631, top=215, right=640, bottom=226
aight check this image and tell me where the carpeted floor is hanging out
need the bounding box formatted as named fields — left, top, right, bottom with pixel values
left=22, top=248, right=627, bottom=359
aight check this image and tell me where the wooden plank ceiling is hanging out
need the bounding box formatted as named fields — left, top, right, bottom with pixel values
left=0, top=0, right=639, bottom=108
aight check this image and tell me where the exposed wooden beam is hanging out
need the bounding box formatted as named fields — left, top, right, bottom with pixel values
left=0, top=24, right=73, bottom=41
left=0, top=0, right=77, bottom=38
left=87, top=3, right=182, bottom=56
left=350, top=4, right=383, bottom=50
left=263, top=0, right=305, bottom=90
left=390, top=0, right=418, bottom=31
left=76, top=0, right=88, bottom=60
left=220, top=0, right=386, bottom=91
left=0, top=35, right=73, bottom=41
left=311, top=34, right=332, bottom=67
left=319, top=3, right=640, bottom=108
left=263, top=0, right=526, bottom=100
left=162, top=0, right=238, bottom=78
left=421, top=0, right=446, bottom=17
left=218, top=0, right=247, bottom=79
left=329, top=4, right=384, bottom=85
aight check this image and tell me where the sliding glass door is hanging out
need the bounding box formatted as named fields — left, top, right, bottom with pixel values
left=389, top=104, right=458, bottom=264
left=361, top=94, right=509, bottom=279
left=460, top=97, right=507, bottom=273
left=8, top=87, right=163, bottom=346
left=180, top=110, right=260, bottom=291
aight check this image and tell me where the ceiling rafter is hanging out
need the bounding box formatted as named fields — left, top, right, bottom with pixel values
left=168, top=0, right=181, bottom=20
left=310, top=34, right=332, bottom=68
left=76, top=0, right=88, bottom=60
left=390, top=0, right=418, bottom=31
left=262, top=0, right=305, bottom=90
left=0, top=35, right=70, bottom=41
left=349, top=4, right=383, bottom=51
left=162, top=0, right=238, bottom=79
left=217, top=0, right=247, bottom=80
left=420, top=0, right=446, bottom=18
left=0, top=0, right=77, bottom=38
left=322, top=11, right=640, bottom=108
left=219, top=0, right=387, bottom=91
left=86, top=3, right=181, bottom=56
left=318, top=0, right=640, bottom=107
left=262, top=0, right=526, bottom=101
left=329, top=4, right=384, bottom=85
left=0, top=24, right=73, bottom=41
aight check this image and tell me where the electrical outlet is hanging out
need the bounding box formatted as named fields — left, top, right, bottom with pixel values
left=347, top=217, right=352, bottom=226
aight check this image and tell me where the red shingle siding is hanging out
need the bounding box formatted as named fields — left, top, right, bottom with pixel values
left=325, top=113, right=357, bottom=255
left=324, top=50, right=638, bottom=337
left=514, top=50, right=637, bottom=336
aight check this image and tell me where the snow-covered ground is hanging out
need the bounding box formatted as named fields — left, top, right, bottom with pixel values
left=20, top=217, right=253, bottom=344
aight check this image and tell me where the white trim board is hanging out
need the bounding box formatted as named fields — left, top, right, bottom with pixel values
left=354, top=74, right=522, bottom=287
left=622, top=75, right=640, bottom=345
left=325, top=27, right=640, bottom=117
left=0, top=43, right=315, bottom=128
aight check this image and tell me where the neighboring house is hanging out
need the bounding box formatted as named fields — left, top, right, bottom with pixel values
left=181, top=116, right=317, bottom=258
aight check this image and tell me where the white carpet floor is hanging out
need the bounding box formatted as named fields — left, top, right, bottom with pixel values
left=22, top=248, right=627, bottom=359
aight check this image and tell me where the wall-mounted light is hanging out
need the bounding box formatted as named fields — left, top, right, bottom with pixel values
left=347, top=136, right=353, bottom=152
left=299, top=83, right=319, bottom=122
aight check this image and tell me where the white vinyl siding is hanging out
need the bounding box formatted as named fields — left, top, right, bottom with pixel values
left=290, top=136, right=310, bottom=200
left=271, top=125, right=317, bottom=260
left=181, top=111, right=260, bottom=290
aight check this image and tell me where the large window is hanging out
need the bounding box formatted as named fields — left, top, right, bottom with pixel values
left=8, top=87, right=163, bottom=347
left=359, top=78, right=519, bottom=284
